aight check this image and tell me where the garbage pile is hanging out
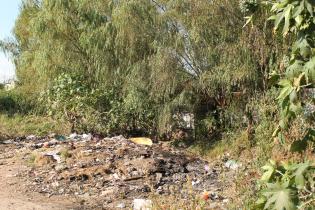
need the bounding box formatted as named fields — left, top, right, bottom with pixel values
left=3, top=134, right=233, bottom=209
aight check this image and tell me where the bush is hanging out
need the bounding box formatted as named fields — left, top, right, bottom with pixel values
left=0, top=89, right=35, bottom=116
left=39, top=73, right=157, bottom=136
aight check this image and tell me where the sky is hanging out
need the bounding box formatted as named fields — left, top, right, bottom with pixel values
left=0, top=0, right=21, bottom=82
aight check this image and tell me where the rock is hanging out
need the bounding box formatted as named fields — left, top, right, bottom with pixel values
left=133, top=199, right=152, bottom=210
left=111, top=173, right=120, bottom=180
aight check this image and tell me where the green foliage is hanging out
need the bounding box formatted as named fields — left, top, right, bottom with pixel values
left=246, top=1, right=315, bottom=209
left=39, top=73, right=92, bottom=117
left=6, top=0, right=271, bottom=138
left=0, top=89, right=34, bottom=115
left=240, top=0, right=259, bottom=14
left=267, top=0, right=315, bottom=146
left=255, top=160, right=315, bottom=210
left=39, top=73, right=156, bottom=135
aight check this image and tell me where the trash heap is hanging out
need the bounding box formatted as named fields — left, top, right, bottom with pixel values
left=3, top=134, right=234, bottom=209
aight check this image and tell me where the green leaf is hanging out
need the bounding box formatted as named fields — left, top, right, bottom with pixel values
left=272, top=125, right=281, bottom=137
left=294, top=15, right=303, bottom=27
left=263, top=182, right=298, bottom=210
left=289, top=102, right=302, bottom=113
left=289, top=89, right=297, bottom=102
left=283, top=5, right=293, bottom=35
left=293, top=1, right=304, bottom=17
left=274, top=11, right=286, bottom=31
left=255, top=196, right=267, bottom=209
left=293, top=162, right=310, bottom=189
left=291, top=139, right=308, bottom=152
left=261, top=161, right=276, bottom=182
left=278, top=79, right=292, bottom=87
left=293, top=72, right=305, bottom=90
left=304, top=57, right=315, bottom=83
left=305, top=0, right=314, bottom=16
left=243, top=15, right=253, bottom=28
left=278, top=132, right=286, bottom=144
left=277, top=85, right=293, bottom=101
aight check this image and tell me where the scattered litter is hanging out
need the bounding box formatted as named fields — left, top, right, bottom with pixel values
left=225, top=160, right=241, bottom=170
left=1, top=134, right=229, bottom=209
left=69, top=133, right=78, bottom=139
left=55, top=135, right=66, bottom=141
left=202, top=191, right=210, bottom=201
left=192, top=179, right=201, bottom=186
left=26, top=135, right=36, bottom=140
left=130, top=137, right=153, bottom=146
left=116, top=203, right=126, bottom=208
left=2, top=140, right=13, bottom=144
left=44, top=151, right=61, bottom=163
left=82, top=133, right=93, bottom=141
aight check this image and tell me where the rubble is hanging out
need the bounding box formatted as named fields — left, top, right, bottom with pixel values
left=1, top=134, right=234, bottom=209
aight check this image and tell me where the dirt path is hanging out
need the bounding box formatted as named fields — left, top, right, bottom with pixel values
left=0, top=145, right=77, bottom=210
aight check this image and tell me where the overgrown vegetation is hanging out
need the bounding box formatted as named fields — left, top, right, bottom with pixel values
left=0, top=0, right=314, bottom=209
left=1, top=0, right=274, bottom=137
left=246, top=0, right=315, bottom=209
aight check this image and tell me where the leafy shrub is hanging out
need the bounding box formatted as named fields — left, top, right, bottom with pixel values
left=39, top=73, right=101, bottom=132
left=245, top=1, right=315, bottom=209
left=255, top=160, right=315, bottom=210
left=40, top=73, right=156, bottom=136
left=0, top=89, right=34, bottom=115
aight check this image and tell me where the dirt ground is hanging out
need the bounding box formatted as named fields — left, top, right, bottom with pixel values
left=0, top=148, right=78, bottom=210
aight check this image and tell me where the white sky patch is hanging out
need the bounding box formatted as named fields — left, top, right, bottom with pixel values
left=0, top=54, right=15, bottom=82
